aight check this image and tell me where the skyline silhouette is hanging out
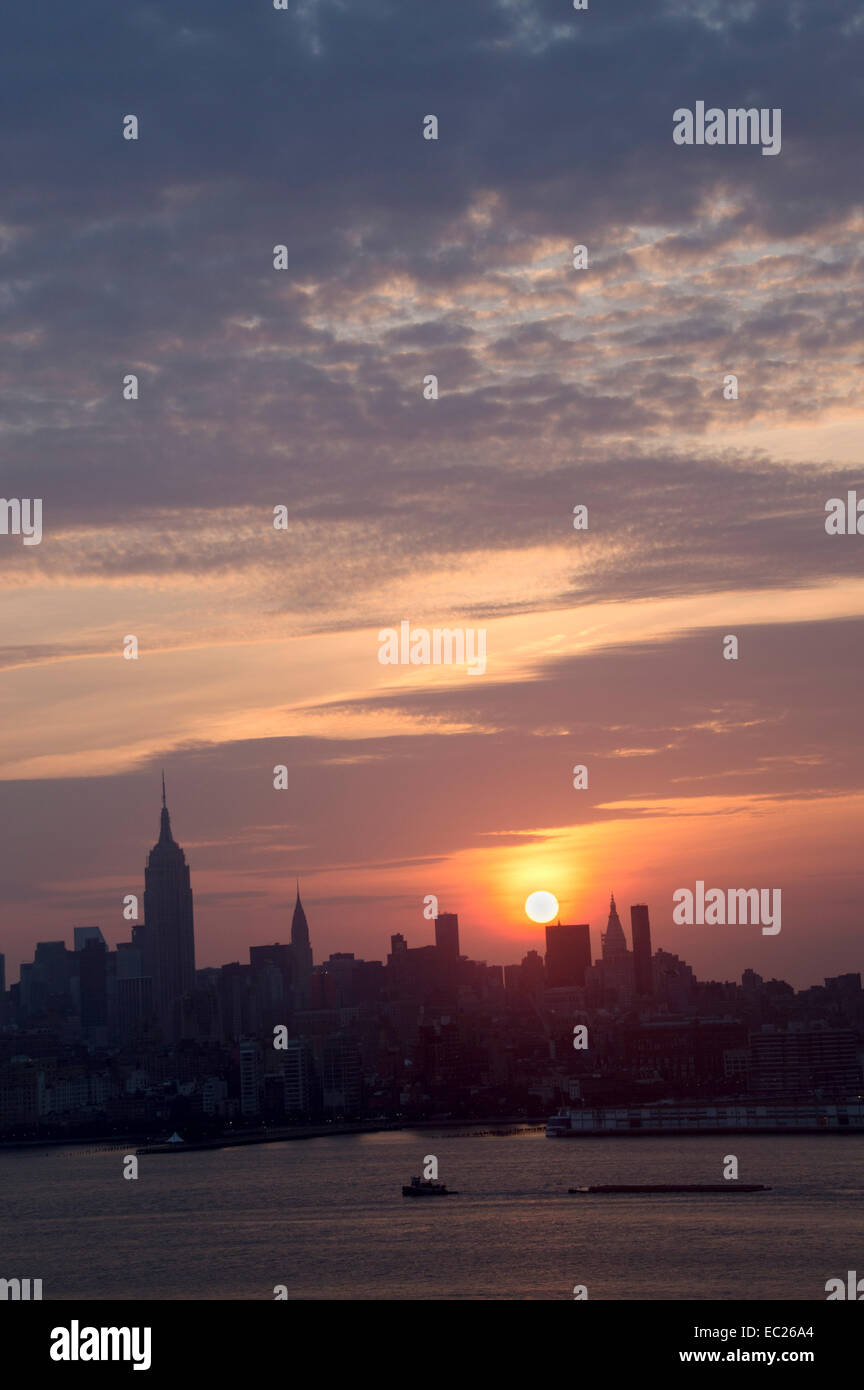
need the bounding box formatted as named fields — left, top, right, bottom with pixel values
left=2, top=762, right=861, bottom=992
left=4, top=779, right=860, bottom=1002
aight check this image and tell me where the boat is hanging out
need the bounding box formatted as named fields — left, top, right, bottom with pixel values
left=568, top=1183, right=770, bottom=1194
left=402, top=1176, right=458, bottom=1196
left=547, top=1100, right=864, bottom=1136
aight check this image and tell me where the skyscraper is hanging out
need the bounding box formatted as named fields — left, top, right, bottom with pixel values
left=291, top=882, right=313, bottom=1006
left=434, top=911, right=460, bottom=959
left=239, top=1038, right=261, bottom=1116
left=78, top=936, right=108, bottom=1033
left=142, top=775, right=195, bottom=1040
left=545, top=922, right=591, bottom=987
left=601, top=893, right=628, bottom=959
left=282, top=1037, right=315, bottom=1114
left=630, top=904, right=653, bottom=998
left=73, top=926, right=105, bottom=953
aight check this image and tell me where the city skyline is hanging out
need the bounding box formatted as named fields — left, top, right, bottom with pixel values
left=3, top=0, right=863, bottom=1324
left=5, top=773, right=860, bottom=1150
left=3, top=777, right=860, bottom=996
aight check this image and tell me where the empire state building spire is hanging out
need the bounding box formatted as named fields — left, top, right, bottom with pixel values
left=158, top=769, right=175, bottom=844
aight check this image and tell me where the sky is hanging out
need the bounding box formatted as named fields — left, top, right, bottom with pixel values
left=1, top=0, right=863, bottom=987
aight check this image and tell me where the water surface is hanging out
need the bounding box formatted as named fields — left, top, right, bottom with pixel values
left=2, top=1131, right=860, bottom=1299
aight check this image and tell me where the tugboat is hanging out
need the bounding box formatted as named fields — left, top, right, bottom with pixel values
left=402, top=1175, right=458, bottom=1196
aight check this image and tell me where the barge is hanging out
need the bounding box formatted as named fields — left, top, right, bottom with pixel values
left=547, top=1101, right=864, bottom=1136
left=568, top=1183, right=770, bottom=1193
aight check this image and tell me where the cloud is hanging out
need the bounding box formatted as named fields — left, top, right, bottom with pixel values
left=2, top=0, right=864, bottom=986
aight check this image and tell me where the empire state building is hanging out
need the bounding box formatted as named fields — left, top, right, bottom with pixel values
left=142, top=776, right=196, bottom=1039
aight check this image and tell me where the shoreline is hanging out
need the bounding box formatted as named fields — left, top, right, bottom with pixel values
left=0, top=1117, right=547, bottom=1155
left=5, top=1115, right=862, bottom=1154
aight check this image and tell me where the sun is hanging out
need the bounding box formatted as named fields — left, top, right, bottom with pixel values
left=525, top=890, right=559, bottom=924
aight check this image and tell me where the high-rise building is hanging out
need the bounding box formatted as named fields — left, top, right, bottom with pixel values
left=322, top=1034, right=362, bottom=1114
left=290, top=884, right=313, bottom=1006
left=282, top=1038, right=316, bottom=1115
left=239, top=1038, right=261, bottom=1116
left=116, top=975, right=153, bottom=1043
left=142, top=776, right=195, bottom=1041
left=35, top=941, right=72, bottom=999
left=78, top=936, right=108, bottom=1032
left=73, top=926, right=105, bottom=953
left=653, top=949, right=695, bottom=1011
left=250, top=943, right=293, bottom=976
left=116, top=941, right=143, bottom=980
left=21, top=941, right=73, bottom=1020
left=0, top=953, right=5, bottom=996
left=250, top=943, right=292, bottom=1031
left=601, top=894, right=628, bottom=959
left=545, top=922, right=591, bottom=988
left=434, top=912, right=460, bottom=959
left=630, top=904, right=653, bottom=998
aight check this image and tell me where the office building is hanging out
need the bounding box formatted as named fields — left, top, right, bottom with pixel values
left=545, top=922, right=591, bottom=988
left=435, top=912, right=460, bottom=959
left=630, top=904, right=653, bottom=998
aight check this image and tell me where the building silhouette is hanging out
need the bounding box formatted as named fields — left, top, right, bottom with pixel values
left=291, top=883, right=313, bottom=1008
left=601, top=893, right=628, bottom=959
left=434, top=912, right=460, bottom=959
left=545, top=922, right=591, bottom=987
left=3, top=784, right=862, bottom=1136
left=630, top=904, right=653, bottom=998
left=78, top=936, right=108, bottom=1036
left=586, top=894, right=635, bottom=1006
left=140, top=776, right=195, bottom=1041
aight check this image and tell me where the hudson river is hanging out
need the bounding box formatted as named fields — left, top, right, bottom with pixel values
left=3, top=1131, right=860, bottom=1299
